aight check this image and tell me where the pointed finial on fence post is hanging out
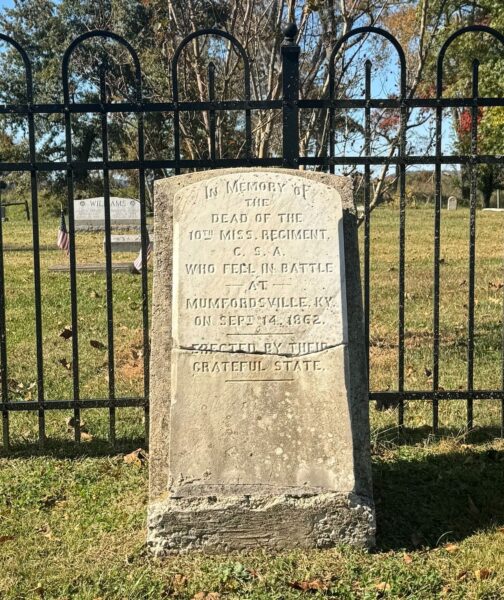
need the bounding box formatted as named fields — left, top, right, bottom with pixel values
left=282, top=22, right=298, bottom=46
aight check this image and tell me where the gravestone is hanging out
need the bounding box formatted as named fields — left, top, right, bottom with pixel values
left=148, top=168, right=375, bottom=554
left=74, top=197, right=140, bottom=230
left=447, top=196, right=457, bottom=211
left=103, top=234, right=155, bottom=253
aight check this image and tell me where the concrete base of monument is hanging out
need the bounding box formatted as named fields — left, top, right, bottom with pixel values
left=147, top=491, right=375, bottom=554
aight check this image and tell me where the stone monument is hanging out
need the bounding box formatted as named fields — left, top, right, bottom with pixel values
left=74, top=196, right=140, bottom=230
left=148, top=168, right=375, bottom=553
left=447, top=196, right=457, bottom=211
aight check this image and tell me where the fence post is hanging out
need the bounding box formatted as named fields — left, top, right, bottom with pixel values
left=281, top=22, right=300, bottom=169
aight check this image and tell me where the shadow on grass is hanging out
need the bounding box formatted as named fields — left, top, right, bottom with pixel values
left=374, top=434, right=504, bottom=551
left=372, top=424, right=503, bottom=446
left=0, top=436, right=147, bottom=459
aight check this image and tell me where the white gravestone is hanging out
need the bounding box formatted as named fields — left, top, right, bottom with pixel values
left=74, top=197, right=140, bottom=230
left=148, top=169, right=375, bottom=553
left=447, top=196, right=457, bottom=211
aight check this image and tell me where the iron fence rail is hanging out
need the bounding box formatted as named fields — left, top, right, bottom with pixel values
left=0, top=23, right=503, bottom=449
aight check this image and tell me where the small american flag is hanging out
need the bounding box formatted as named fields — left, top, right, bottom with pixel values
left=57, top=209, right=70, bottom=254
left=132, top=238, right=153, bottom=273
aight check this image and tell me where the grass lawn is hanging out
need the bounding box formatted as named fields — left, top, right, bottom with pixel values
left=0, top=204, right=503, bottom=598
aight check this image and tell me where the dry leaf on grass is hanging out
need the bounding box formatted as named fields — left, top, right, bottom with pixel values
left=90, top=339, right=106, bottom=350
left=444, top=543, right=459, bottom=553
left=403, top=553, right=413, bottom=564
left=66, top=417, right=92, bottom=440
left=58, top=358, right=71, bottom=370
left=375, top=581, right=391, bottom=593
left=124, top=448, right=148, bottom=466
left=66, top=417, right=89, bottom=431
left=289, top=579, right=328, bottom=592
left=0, top=535, right=15, bottom=543
left=172, top=574, right=187, bottom=588
left=192, top=593, right=220, bottom=600
left=37, top=524, right=61, bottom=542
left=59, top=327, right=72, bottom=340
left=474, top=568, right=494, bottom=581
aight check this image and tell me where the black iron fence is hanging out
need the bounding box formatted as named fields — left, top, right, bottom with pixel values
left=0, top=23, right=503, bottom=449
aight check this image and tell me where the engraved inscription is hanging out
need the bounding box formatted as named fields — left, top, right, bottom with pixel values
left=173, top=172, right=346, bottom=358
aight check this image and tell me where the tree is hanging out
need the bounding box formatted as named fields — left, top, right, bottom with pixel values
left=426, top=0, right=504, bottom=207
left=0, top=0, right=500, bottom=213
left=0, top=0, right=168, bottom=208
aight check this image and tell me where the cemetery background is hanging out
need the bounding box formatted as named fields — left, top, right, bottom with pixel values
left=0, top=0, right=504, bottom=597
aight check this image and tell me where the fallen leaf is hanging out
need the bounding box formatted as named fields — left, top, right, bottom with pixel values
left=0, top=535, right=15, bottom=543
left=124, top=448, right=148, bottom=466
left=191, top=594, right=220, bottom=600
left=66, top=417, right=87, bottom=431
left=457, top=570, right=468, bottom=581
left=37, top=524, right=61, bottom=542
left=90, top=339, right=106, bottom=350
left=424, top=367, right=432, bottom=377
left=497, top=527, right=504, bottom=534
left=403, top=553, right=413, bottom=564
left=172, top=574, right=187, bottom=588
left=440, top=585, right=452, bottom=596
left=81, top=431, right=93, bottom=442
left=40, top=494, right=65, bottom=509
left=290, top=579, right=327, bottom=591
left=59, top=327, right=72, bottom=340
left=90, top=290, right=101, bottom=298
left=375, top=581, right=391, bottom=592
left=444, top=543, right=459, bottom=553
left=58, top=358, right=71, bottom=370
left=475, top=568, right=493, bottom=581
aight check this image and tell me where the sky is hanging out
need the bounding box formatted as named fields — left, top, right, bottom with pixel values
left=0, top=0, right=455, bottom=166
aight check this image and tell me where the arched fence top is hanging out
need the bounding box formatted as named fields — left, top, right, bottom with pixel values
left=172, top=28, right=251, bottom=101
left=436, top=25, right=504, bottom=96
left=0, top=32, right=33, bottom=100
left=61, top=29, right=142, bottom=104
left=329, top=26, right=406, bottom=98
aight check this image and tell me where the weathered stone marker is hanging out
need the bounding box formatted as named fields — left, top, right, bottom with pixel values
left=74, top=196, right=140, bottom=230
left=148, top=169, right=375, bottom=553
left=447, top=196, right=458, bottom=211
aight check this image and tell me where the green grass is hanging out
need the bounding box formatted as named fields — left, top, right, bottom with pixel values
left=1, top=439, right=503, bottom=598
left=1, top=204, right=504, bottom=598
